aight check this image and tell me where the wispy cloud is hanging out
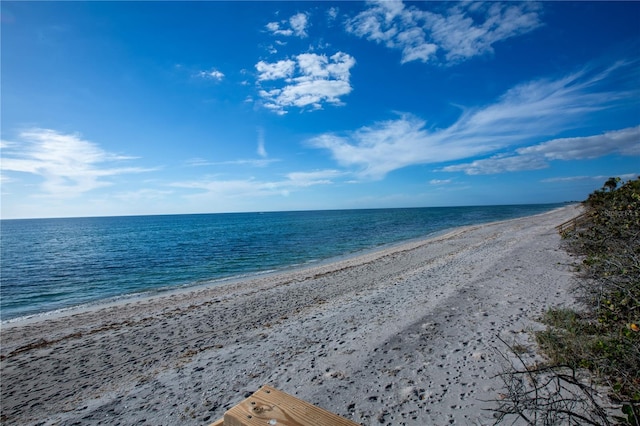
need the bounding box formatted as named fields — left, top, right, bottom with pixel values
left=542, top=173, right=639, bottom=184
left=257, top=127, right=268, bottom=158
left=439, top=153, right=549, bottom=175
left=196, top=68, right=225, bottom=81
left=442, top=126, right=640, bottom=175
left=285, top=169, right=344, bottom=187
left=256, top=51, right=356, bottom=114
left=429, top=179, right=452, bottom=185
left=518, top=126, right=640, bottom=159
left=346, top=0, right=542, bottom=64
left=1, top=128, right=153, bottom=197
left=114, top=188, right=174, bottom=202
left=184, top=129, right=276, bottom=168
left=327, top=7, right=339, bottom=22
left=309, top=62, right=638, bottom=179
left=266, top=12, right=310, bottom=38
left=185, top=157, right=280, bottom=168
left=171, top=169, right=343, bottom=200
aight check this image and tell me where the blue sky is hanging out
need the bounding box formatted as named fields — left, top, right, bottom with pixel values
left=1, top=1, right=639, bottom=219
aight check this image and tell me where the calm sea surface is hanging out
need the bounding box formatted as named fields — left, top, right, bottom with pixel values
left=1, top=204, right=565, bottom=321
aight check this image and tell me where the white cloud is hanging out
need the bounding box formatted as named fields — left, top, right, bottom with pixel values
left=197, top=68, right=225, bottom=81
left=429, top=179, right=452, bottom=185
left=266, top=21, right=292, bottom=37
left=289, top=13, right=309, bottom=37
left=346, top=0, right=542, bottom=64
left=464, top=61, right=634, bottom=132
left=266, top=12, right=309, bottom=38
left=440, top=154, right=548, bottom=175
left=309, top=62, right=638, bottom=179
left=114, top=189, right=173, bottom=202
left=543, top=173, right=639, bottom=184
left=256, top=52, right=355, bottom=114
left=185, top=157, right=279, bottom=168
left=184, top=127, right=277, bottom=168
left=441, top=126, right=640, bottom=175
left=327, top=7, right=339, bottom=22
left=541, top=175, right=595, bottom=183
left=1, top=128, right=153, bottom=197
left=173, top=178, right=270, bottom=198
left=428, top=2, right=542, bottom=63
left=517, top=126, right=640, bottom=159
left=255, top=59, right=296, bottom=81
left=285, top=169, right=344, bottom=187
left=257, top=127, right=268, bottom=158
left=171, top=169, right=341, bottom=200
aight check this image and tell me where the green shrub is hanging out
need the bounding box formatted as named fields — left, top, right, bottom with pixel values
left=540, top=177, right=639, bottom=411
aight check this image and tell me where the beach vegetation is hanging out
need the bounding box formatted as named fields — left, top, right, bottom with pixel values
left=493, top=338, right=613, bottom=425
left=493, top=177, right=640, bottom=425
left=544, top=177, right=639, bottom=423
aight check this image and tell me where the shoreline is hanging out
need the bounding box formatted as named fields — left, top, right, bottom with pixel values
left=1, top=225, right=472, bottom=329
left=0, top=203, right=570, bottom=324
left=1, top=205, right=573, bottom=327
left=1, top=204, right=583, bottom=425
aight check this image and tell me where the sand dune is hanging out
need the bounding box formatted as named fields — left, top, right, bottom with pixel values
left=0, top=205, right=582, bottom=425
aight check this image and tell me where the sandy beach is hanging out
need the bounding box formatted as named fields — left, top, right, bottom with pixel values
left=1, top=205, right=583, bottom=425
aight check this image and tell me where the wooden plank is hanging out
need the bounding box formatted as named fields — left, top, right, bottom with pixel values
left=223, top=385, right=359, bottom=426
left=209, top=418, right=224, bottom=426
left=555, top=212, right=588, bottom=234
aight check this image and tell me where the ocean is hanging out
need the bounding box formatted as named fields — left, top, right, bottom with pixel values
left=0, top=204, right=565, bottom=321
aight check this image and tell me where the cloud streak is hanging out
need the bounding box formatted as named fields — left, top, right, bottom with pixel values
left=518, top=126, right=640, bottom=160
left=309, top=62, right=638, bottom=179
left=185, top=157, right=280, bottom=168
left=442, top=126, right=640, bottom=175
left=1, top=129, right=153, bottom=197
left=171, top=169, right=343, bottom=200
left=542, top=173, right=639, bottom=184
left=257, top=127, right=268, bottom=158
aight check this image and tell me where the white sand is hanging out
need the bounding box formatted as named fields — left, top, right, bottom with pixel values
left=0, top=205, right=583, bottom=425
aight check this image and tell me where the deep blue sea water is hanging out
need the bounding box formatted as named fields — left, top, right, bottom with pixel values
left=1, top=204, right=565, bottom=321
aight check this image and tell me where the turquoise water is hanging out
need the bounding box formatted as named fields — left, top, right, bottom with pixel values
left=0, top=204, right=564, bottom=321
